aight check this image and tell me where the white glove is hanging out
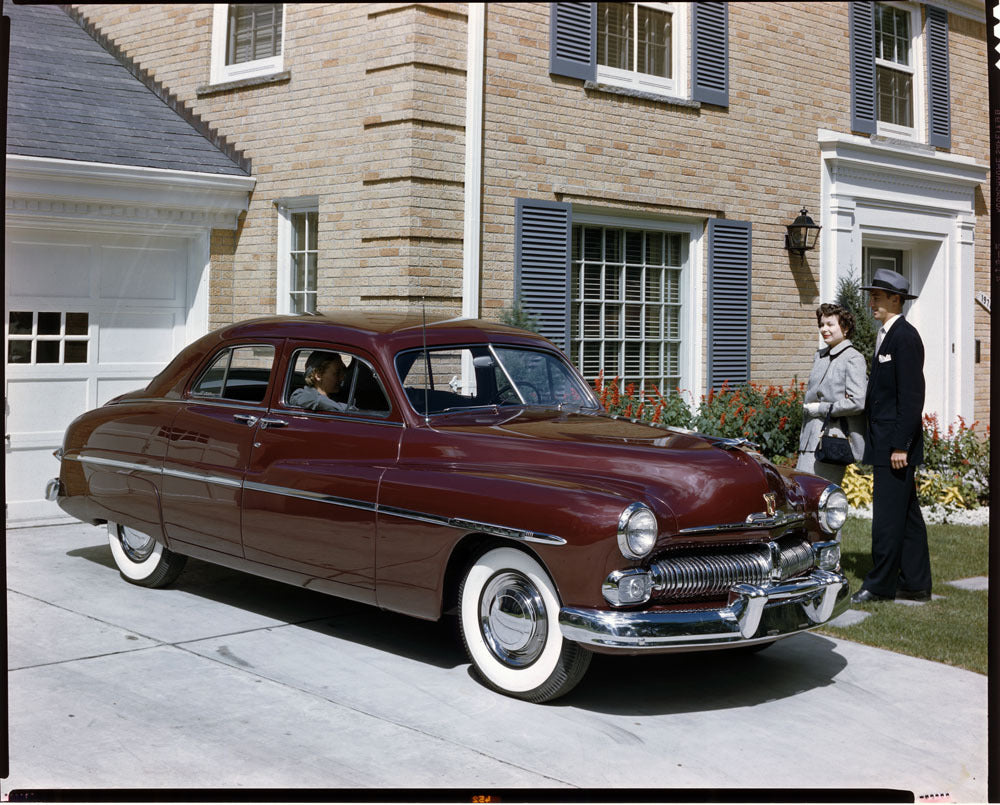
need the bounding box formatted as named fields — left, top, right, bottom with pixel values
left=803, top=402, right=823, bottom=417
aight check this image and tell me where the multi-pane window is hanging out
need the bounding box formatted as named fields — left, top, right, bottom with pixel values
left=227, top=4, right=283, bottom=66
left=597, top=2, right=673, bottom=79
left=6, top=311, right=89, bottom=365
left=875, top=3, right=914, bottom=129
left=289, top=210, right=318, bottom=314
left=570, top=225, right=685, bottom=395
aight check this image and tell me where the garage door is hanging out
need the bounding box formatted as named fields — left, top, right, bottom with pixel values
left=5, top=228, right=191, bottom=523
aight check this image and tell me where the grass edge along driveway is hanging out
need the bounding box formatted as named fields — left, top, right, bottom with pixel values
left=817, top=517, right=987, bottom=675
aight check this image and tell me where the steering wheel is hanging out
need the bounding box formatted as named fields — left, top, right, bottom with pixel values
left=517, top=382, right=542, bottom=404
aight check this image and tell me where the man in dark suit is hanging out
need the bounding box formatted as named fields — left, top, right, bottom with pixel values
left=851, top=269, right=932, bottom=604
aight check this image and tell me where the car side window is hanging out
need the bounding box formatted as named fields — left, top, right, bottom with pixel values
left=284, top=348, right=391, bottom=417
left=190, top=344, right=276, bottom=404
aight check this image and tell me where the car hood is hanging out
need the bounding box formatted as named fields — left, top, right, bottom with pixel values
left=426, top=407, right=804, bottom=538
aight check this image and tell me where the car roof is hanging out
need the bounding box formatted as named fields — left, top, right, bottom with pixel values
left=216, top=312, right=553, bottom=351
left=143, top=312, right=557, bottom=400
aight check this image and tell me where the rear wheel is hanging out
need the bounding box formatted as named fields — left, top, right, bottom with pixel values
left=108, top=522, right=187, bottom=588
left=458, top=546, right=591, bottom=703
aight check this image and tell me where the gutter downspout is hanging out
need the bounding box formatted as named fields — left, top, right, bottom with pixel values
left=462, top=2, right=485, bottom=321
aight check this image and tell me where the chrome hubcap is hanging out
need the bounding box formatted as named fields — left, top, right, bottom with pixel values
left=479, top=571, right=548, bottom=668
left=118, top=525, right=155, bottom=562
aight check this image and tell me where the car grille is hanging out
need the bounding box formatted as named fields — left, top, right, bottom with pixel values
left=649, top=537, right=816, bottom=600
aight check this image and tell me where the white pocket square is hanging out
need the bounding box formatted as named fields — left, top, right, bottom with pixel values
left=878, top=353, right=892, bottom=363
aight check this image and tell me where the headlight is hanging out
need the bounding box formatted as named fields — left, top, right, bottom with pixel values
left=818, top=484, right=848, bottom=534
left=617, top=502, right=658, bottom=560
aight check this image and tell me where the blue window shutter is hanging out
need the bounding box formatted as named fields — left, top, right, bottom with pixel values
left=707, top=219, right=751, bottom=391
left=849, top=1, right=876, bottom=135
left=692, top=2, right=729, bottom=107
left=926, top=6, right=951, bottom=149
left=550, top=2, right=596, bottom=81
left=515, top=199, right=573, bottom=351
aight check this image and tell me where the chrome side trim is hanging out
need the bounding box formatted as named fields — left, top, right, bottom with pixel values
left=68, top=453, right=564, bottom=546
left=283, top=411, right=402, bottom=427
left=162, top=466, right=243, bottom=488
left=243, top=480, right=377, bottom=513
left=70, top=454, right=161, bottom=473
left=377, top=505, right=566, bottom=546
left=75, top=455, right=244, bottom=489
left=559, top=569, right=849, bottom=649
left=102, top=396, right=404, bottom=427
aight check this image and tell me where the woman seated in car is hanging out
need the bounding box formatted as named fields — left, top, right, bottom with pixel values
left=289, top=351, right=350, bottom=412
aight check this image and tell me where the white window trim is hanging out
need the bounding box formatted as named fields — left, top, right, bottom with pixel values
left=275, top=198, right=319, bottom=315
left=874, top=1, right=925, bottom=143
left=210, top=4, right=285, bottom=86
left=570, top=210, right=702, bottom=403
left=595, top=2, right=689, bottom=99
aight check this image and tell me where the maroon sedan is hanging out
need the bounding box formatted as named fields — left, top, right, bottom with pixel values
left=49, top=313, right=850, bottom=702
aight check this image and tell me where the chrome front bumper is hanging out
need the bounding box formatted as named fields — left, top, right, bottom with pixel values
left=559, top=569, right=849, bottom=650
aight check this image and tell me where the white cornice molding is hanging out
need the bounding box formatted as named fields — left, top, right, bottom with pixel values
left=5, top=154, right=254, bottom=232
left=818, top=130, right=987, bottom=215
left=5, top=198, right=246, bottom=234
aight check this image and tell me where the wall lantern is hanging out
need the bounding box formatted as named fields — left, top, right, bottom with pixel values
left=785, top=207, right=821, bottom=255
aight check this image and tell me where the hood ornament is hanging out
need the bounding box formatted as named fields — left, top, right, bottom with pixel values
left=745, top=492, right=782, bottom=525
left=763, top=492, right=777, bottom=517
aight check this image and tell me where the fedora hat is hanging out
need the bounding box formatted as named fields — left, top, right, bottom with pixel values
left=860, top=268, right=918, bottom=300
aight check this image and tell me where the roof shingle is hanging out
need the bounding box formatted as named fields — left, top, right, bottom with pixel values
left=5, top=1, right=250, bottom=176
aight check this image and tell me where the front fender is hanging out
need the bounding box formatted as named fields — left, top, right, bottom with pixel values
left=374, top=462, right=668, bottom=617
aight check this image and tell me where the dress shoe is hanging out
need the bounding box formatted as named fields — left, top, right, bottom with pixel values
left=895, top=588, right=932, bottom=602
left=851, top=588, right=893, bottom=604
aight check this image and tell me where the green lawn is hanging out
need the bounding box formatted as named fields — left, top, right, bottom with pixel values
left=816, top=517, right=989, bottom=675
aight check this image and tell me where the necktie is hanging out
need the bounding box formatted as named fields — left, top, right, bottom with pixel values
left=875, top=326, right=885, bottom=354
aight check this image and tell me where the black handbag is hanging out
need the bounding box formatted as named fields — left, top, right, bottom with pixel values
left=815, top=411, right=854, bottom=466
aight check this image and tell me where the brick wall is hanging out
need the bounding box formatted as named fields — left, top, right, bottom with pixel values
left=948, top=12, right=991, bottom=428
left=478, top=1, right=989, bottom=420
left=73, top=2, right=469, bottom=322
left=70, top=1, right=989, bottom=422
left=481, top=2, right=848, bottom=389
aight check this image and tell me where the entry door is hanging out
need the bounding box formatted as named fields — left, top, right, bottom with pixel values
left=241, top=343, right=402, bottom=602
left=864, top=247, right=913, bottom=314
left=5, top=228, right=190, bottom=523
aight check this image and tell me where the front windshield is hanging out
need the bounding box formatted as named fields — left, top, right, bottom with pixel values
left=395, top=344, right=600, bottom=415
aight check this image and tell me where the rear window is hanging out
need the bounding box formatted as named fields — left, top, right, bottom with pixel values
left=190, top=344, right=275, bottom=404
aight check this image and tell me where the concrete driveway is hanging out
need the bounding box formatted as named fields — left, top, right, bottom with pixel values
left=2, top=523, right=988, bottom=800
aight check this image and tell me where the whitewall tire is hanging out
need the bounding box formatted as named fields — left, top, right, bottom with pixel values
left=108, top=522, right=187, bottom=588
left=459, top=546, right=591, bottom=703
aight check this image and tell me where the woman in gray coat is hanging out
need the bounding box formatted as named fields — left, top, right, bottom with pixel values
left=796, top=303, right=868, bottom=484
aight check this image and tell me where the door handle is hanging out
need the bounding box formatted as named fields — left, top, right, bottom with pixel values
left=259, top=417, right=288, bottom=429
left=233, top=413, right=259, bottom=426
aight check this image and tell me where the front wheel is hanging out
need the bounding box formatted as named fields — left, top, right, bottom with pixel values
left=108, top=522, right=187, bottom=588
left=458, top=547, right=591, bottom=703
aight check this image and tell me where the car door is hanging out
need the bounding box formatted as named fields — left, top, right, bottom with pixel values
left=160, top=340, right=281, bottom=557
left=241, top=341, right=402, bottom=603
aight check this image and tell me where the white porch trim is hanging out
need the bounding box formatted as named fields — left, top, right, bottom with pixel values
left=817, top=129, right=988, bottom=427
